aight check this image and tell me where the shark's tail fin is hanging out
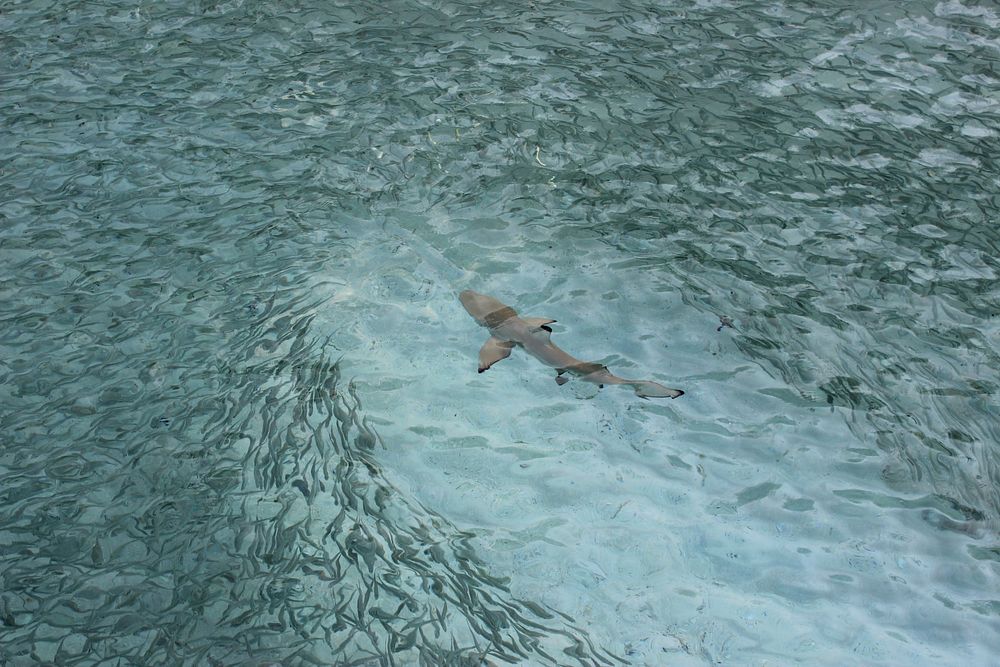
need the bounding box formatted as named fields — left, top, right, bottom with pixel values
left=632, top=381, right=684, bottom=399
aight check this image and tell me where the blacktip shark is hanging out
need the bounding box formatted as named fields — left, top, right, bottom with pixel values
left=459, top=290, right=684, bottom=399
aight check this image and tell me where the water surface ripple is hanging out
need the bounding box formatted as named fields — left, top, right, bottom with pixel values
left=1, top=0, right=999, bottom=665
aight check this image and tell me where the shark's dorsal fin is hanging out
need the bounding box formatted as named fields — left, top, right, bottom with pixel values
left=521, top=317, right=556, bottom=332
left=522, top=317, right=556, bottom=343
left=478, top=337, right=515, bottom=373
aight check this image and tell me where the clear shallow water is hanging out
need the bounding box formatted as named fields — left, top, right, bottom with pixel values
left=1, top=0, right=998, bottom=664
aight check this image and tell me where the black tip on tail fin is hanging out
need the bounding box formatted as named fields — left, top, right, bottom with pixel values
left=633, top=381, right=684, bottom=399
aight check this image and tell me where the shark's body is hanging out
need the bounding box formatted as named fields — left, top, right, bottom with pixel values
left=459, top=290, right=683, bottom=399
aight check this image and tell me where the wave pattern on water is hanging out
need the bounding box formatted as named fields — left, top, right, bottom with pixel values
left=2, top=0, right=1000, bottom=664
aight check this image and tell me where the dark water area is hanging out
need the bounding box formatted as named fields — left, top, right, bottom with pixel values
left=1, top=1, right=998, bottom=664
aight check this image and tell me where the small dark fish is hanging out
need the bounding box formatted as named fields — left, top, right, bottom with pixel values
left=717, top=316, right=735, bottom=332
left=291, top=479, right=310, bottom=499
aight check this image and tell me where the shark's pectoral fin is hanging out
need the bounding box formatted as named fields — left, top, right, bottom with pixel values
left=554, top=373, right=569, bottom=386
left=478, top=337, right=515, bottom=373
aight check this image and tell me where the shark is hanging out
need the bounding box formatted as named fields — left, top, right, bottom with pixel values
left=459, top=290, right=684, bottom=399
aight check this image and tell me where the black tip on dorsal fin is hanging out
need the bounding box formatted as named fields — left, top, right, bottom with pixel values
left=523, top=317, right=556, bottom=333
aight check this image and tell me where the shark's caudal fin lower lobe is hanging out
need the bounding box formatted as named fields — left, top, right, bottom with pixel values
left=632, top=381, right=684, bottom=399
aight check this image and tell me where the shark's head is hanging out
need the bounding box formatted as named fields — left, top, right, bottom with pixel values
left=459, top=290, right=517, bottom=328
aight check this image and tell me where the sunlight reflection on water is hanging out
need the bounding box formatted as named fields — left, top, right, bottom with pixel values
left=1, top=0, right=998, bottom=665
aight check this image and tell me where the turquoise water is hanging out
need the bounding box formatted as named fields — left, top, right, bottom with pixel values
left=2, top=0, right=999, bottom=664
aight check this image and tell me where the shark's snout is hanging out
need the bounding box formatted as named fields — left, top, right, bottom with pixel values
left=460, top=290, right=511, bottom=326
left=458, top=290, right=484, bottom=313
